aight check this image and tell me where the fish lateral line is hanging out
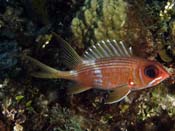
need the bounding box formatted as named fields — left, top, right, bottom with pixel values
left=24, top=33, right=171, bottom=104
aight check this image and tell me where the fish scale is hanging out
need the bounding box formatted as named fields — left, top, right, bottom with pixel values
left=76, top=58, right=132, bottom=89
left=26, top=33, right=170, bottom=104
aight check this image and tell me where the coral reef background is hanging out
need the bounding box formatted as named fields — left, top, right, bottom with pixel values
left=0, top=0, right=175, bottom=131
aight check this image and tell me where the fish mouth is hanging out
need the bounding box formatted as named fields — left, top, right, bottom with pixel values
left=148, top=73, right=170, bottom=87
left=147, top=76, right=163, bottom=87
left=131, top=73, right=170, bottom=91
left=164, top=72, right=171, bottom=79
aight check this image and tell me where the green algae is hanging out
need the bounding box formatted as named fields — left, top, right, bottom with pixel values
left=158, top=49, right=173, bottom=62
left=71, top=0, right=127, bottom=49
left=0, top=0, right=175, bottom=131
left=23, top=0, right=50, bottom=25
left=50, top=104, right=83, bottom=131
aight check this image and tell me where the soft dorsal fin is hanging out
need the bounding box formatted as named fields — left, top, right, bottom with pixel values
left=83, top=40, right=133, bottom=60
left=52, top=32, right=83, bottom=69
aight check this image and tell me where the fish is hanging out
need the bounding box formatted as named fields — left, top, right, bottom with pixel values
left=26, top=33, right=170, bottom=104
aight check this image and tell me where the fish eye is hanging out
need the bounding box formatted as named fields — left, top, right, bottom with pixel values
left=144, top=65, right=159, bottom=78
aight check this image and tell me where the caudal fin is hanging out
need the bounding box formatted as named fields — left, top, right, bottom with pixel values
left=25, top=56, right=73, bottom=79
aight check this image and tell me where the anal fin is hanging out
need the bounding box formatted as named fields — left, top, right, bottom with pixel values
left=105, top=85, right=130, bottom=104
left=67, top=86, right=92, bottom=95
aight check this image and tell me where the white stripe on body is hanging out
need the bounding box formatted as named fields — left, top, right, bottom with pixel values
left=93, top=67, right=103, bottom=87
left=82, top=59, right=103, bottom=87
left=139, top=68, right=145, bottom=86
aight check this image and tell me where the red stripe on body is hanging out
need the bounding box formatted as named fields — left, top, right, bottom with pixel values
left=76, top=57, right=137, bottom=90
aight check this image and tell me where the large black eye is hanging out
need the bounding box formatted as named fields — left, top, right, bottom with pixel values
left=144, top=65, right=158, bottom=78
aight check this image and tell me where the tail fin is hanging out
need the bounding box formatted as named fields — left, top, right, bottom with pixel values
left=25, top=56, right=74, bottom=79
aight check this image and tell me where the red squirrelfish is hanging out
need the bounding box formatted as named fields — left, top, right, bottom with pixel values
left=27, top=33, right=170, bottom=104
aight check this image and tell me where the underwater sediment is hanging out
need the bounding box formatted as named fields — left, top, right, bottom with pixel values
left=0, top=0, right=175, bottom=131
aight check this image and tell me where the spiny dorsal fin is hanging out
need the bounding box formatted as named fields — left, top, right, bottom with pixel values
left=52, top=32, right=83, bottom=69
left=83, top=40, right=133, bottom=60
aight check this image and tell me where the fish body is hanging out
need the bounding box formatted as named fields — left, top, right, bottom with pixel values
left=27, top=33, right=170, bottom=104
left=76, top=57, right=134, bottom=89
left=68, top=57, right=169, bottom=90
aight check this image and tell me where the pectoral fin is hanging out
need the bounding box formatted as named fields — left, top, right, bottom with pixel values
left=105, top=85, right=130, bottom=104
left=67, top=86, right=92, bottom=95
